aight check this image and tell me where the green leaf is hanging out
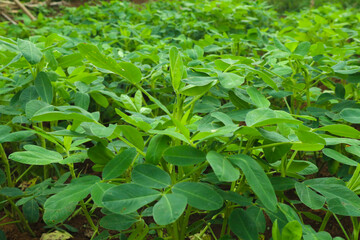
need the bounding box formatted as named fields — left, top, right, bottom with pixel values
left=322, top=148, right=358, bottom=166
left=17, top=39, right=43, bottom=65
left=0, top=53, right=22, bottom=71
left=247, top=68, right=279, bottom=91
left=293, top=42, right=311, bottom=56
left=245, top=108, right=301, bottom=127
left=102, top=184, right=161, bottom=214
left=131, top=164, right=171, bottom=189
left=102, top=148, right=137, bottom=180
left=153, top=193, right=187, bottom=225
left=296, top=130, right=326, bottom=145
left=303, top=231, right=332, bottom=240
left=149, top=129, right=190, bottom=144
left=229, top=154, right=277, bottom=212
left=272, top=220, right=281, bottom=240
left=169, top=47, right=184, bottom=92
left=60, top=152, right=87, bottom=164
left=229, top=209, right=258, bottom=240
left=23, top=199, right=39, bottom=223
left=229, top=90, right=251, bottom=109
left=246, top=86, right=270, bottom=108
left=306, top=178, right=360, bottom=216
left=145, top=135, right=171, bottom=165
left=34, top=72, right=53, bottom=104
left=270, top=177, right=296, bottom=191
left=316, top=124, right=360, bottom=139
left=78, top=43, right=142, bottom=84
left=117, top=125, right=144, bottom=150
left=274, top=38, right=290, bottom=52
left=88, top=142, right=115, bottom=165
left=163, top=146, right=206, bottom=166
left=282, top=220, right=302, bottom=240
left=346, top=145, right=360, bottom=158
left=180, top=81, right=216, bottom=97
left=100, top=214, right=138, bottom=231
left=90, top=92, right=109, bottom=108
left=0, top=169, right=5, bottom=185
left=172, top=182, right=223, bottom=210
left=32, top=111, right=96, bottom=123
left=246, top=206, right=266, bottom=233
left=218, top=72, right=244, bottom=89
left=0, top=187, right=23, bottom=197
left=291, top=143, right=324, bottom=151
left=74, top=92, right=90, bottom=110
left=218, top=190, right=252, bottom=206
left=295, top=182, right=325, bottom=210
left=340, top=108, right=360, bottom=124
left=9, top=145, right=63, bottom=165
left=0, top=130, right=34, bottom=144
left=91, top=182, right=114, bottom=207
left=206, top=151, right=240, bottom=182
left=44, top=176, right=99, bottom=225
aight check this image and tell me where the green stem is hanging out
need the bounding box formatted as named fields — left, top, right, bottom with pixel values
left=80, top=200, right=98, bottom=233
left=216, top=135, right=238, bottom=152
left=0, top=220, right=21, bottom=226
left=0, top=143, right=13, bottom=187
left=332, top=214, right=350, bottom=240
left=179, top=206, right=192, bottom=240
left=283, top=97, right=292, bottom=114
left=280, top=154, right=287, bottom=177
left=38, top=122, right=49, bottom=180
left=286, top=150, right=298, bottom=171
left=249, top=142, right=292, bottom=151
left=319, top=210, right=331, bottom=232
left=15, top=165, right=33, bottom=183
left=68, top=164, right=98, bottom=233
left=172, top=220, right=180, bottom=240
left=118, top=135, right=146, bottom=156
left=179, top=162, right=208, bottom=182
left=303, top=68, right=311, bottom=107
left=183, top=94, right=203, bottom=111
left=8, top=198, right=35, bottom=237
left=220, top=181, right=236, bottom=236
left=135, top=84, right=172, bottom=117
left=351, top=217, right=359, bottom=240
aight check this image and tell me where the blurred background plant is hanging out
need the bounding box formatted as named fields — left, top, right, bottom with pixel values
left=262, top=0, right=358, bottom=12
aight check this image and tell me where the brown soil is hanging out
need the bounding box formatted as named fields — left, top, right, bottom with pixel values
left=0, top=214, right=94, bottom=240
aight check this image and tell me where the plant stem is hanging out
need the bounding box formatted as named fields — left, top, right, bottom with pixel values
left=80, top=200, right=98, bottom=232
left=249, top=142, right=292, bottom=151
left=286, top=150, right=298, bottom=171
left=68, top=163, right=98, bottom=233
left=7, top=197, right=35, bottom=237
left=332, top=214, right=350, bottom=240
left=179, top=206, right=192, bottom=240
left=0, top=220, right=21, bottom=226
left=0, top=143, right=13, bottom=187
left=319, top=210, right=331, bottom=232
left=172, top=220, right=179, bottom=240
left=351, top=217, right=359, bottom=240
left=15, top=165, right=34, bottom=183
left=220, top=181, right=236, bottom=236
left=117, top=135, right=146, bottom=156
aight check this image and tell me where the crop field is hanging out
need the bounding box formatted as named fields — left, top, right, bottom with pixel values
left=1, top=0, right=360, bottom=239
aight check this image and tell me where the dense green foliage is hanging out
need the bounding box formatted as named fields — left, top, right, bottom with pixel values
left=1, top=0, right=360, bottom=239
left=263, top=0, right=358, bottom=12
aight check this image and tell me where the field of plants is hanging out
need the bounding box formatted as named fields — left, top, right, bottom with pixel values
left=1, top=0, right=360, bottom=239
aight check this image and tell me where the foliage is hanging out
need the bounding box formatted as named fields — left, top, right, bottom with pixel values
left=1, top=0, right=360, bottom=239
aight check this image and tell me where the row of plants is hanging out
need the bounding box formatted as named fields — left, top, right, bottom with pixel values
left=1, top=0, right=360, bottom=239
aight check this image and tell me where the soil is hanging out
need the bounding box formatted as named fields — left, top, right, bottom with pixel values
left=0, top=214, right=94, bottom=240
